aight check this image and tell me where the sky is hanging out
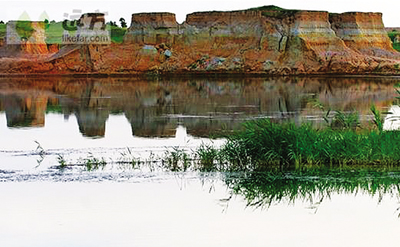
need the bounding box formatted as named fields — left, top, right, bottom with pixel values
left=0, top=0, right=399, bottom=27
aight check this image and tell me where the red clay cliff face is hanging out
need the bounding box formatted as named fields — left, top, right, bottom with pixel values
left=329, top=12, right=400, bottom=59
left=130, top=12, right=178, bottom=29
left=0, top=7, right=399, bottom=75
left=124, top=12, right=178, bottom=44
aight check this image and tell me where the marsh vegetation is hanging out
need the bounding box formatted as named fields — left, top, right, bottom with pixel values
left=54, top=103, right=400, bottom=172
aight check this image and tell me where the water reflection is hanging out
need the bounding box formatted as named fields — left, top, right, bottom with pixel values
left=0, top=76, right=398, bottom=137
left=3, top=93, right=47, bottom=127
left=384, top=105, right=400, bottom=130
left=2, top=76, right=400, bottom=247
left=1, top=178, right=398, bottom=247
left=224, top=169, right=400, bottom=210
left=2, top=164, right=400, bottom=214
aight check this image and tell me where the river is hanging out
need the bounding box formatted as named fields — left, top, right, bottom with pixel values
left=1, top=76, right=400, bottom=246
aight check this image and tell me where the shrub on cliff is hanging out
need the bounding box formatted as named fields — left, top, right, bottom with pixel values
left=109, top=25, right=126, bottom=44
left=0, top=22, right=5, bottom=39
left=388, top=30, right=400, bottom=51
left=248, top=5, right=300, bottom=18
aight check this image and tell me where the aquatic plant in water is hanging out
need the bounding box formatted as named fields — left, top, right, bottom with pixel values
left=219, top=117, right=400, bottom=170
left=162, top=147, right=191, bottom=172
left=52, top=118, right=400, bottom=172
left=80, top=155, right=107, bottom=171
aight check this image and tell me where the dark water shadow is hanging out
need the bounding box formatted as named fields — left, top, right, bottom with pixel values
left=0, top=76, right=398, bottom=138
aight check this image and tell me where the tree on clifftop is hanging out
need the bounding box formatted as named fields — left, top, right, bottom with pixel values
left=119, top=18, right=127, bottom=28
left=106, top=21, right=118, bottom=27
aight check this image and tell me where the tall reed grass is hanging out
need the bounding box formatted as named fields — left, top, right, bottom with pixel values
left=219, top=119, right=400, bottom=170
left=56, top=119, right=400, bottom=172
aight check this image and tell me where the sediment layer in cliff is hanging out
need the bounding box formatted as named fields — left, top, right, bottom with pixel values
left=329, top=12, right=399, bottom=59
left=0, top=6, right=399, bottom=75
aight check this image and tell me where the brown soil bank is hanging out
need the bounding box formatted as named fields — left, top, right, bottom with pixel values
left=1, top=5, right=400, bottom=75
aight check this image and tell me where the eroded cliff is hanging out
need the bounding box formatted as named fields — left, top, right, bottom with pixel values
left=0, top=6, right=399, bottom=75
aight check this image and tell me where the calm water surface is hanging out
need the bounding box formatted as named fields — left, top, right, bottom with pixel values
left=1, top=76, right=400, bottom=246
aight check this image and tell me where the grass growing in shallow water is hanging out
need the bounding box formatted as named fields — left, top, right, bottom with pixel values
left=54, top=119, right=400, bottom=172
left=52, top=102, right=400, bottom=172
left=220, top=118, right=400, bottom=170
left=221, top=117, right=400, bottom=170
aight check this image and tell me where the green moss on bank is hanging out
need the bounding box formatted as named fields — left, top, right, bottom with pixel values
left=388, top=30, right=400, bottom=52
left=393, top=43, right=400, bottom=52
left=0, top=23, right=6, bottom=39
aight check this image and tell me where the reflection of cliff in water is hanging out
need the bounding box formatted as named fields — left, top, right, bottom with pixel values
left=0, top=76, right=398, bottom=137
left=1, top=93, right=48, bottom=127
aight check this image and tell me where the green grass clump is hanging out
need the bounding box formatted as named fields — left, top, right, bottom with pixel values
left=388, top=31, right=400, bottom=52
left=45, top=22, right=66, bottom=44
left=195, top=144, right=223, bottom=171
left=16, top=21, right=35, bottom=40
left=220, top=119, right=400, bottom=170
left=247, top=5, right=300, bottom=18
left=44, top=22, right=126, bottom=44
left=110, top=26, right=126, bottom=44
left=162, top=147, right=190, bottom=172
left=0, top=23, right=6, bottom=39
left=49, top=101, right=400, bottom=173
left=82, top=155, right=107, bottom=171
left=248, top=5, right=285, bottom=11
left=394, top=43, right=400, bottom=52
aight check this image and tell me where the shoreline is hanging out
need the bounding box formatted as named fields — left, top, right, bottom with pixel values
left=1, top=71, right=400, bottom=79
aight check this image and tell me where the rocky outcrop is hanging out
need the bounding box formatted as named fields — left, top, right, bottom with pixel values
left=124, top=12, right=178, bottom=44
left=329, top=12, right=400, bottom=59
left=273, top=10, right=357, bottom=73
left=130, top=12, right=178, bottom=30
left=0, top=6, right=399, bottom=75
